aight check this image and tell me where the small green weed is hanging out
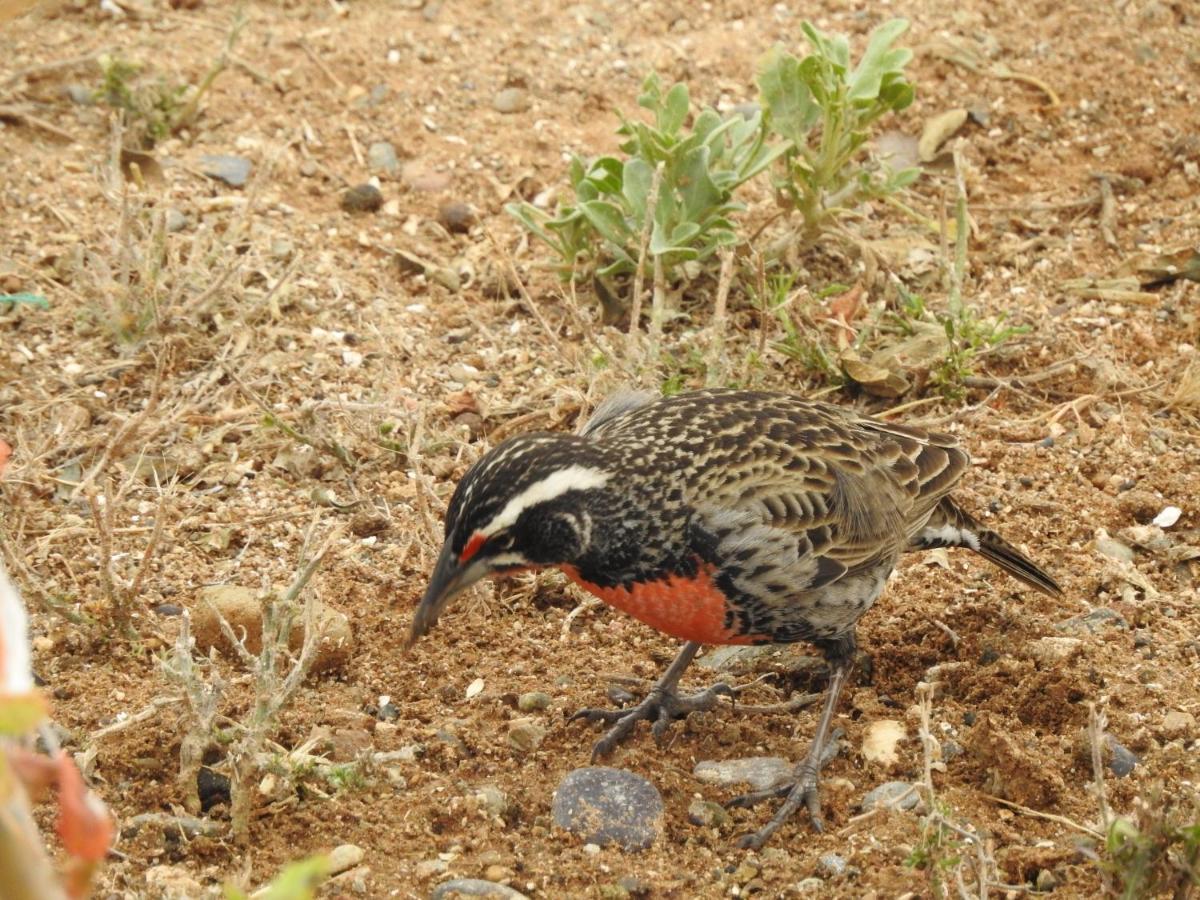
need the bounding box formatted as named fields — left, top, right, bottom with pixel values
left=1094, top=792, right=1200, bottom=899
left=759, top=18, right=919, bottom=238
left=506, top=73, right=785, bottom=285
left=890, top=287, right=1028, bottom=400
left=97, top=54, right=190, bottom=147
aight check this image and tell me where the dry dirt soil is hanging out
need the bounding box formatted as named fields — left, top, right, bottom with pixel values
left=2, top=0, right=1199, bottom=897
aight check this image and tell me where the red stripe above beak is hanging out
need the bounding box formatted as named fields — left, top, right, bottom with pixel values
left=459, top=531, right=486, bottom=564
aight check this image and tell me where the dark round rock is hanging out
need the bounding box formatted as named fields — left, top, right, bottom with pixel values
left=552, top=766, right=663, bottom=851
left=197, top=766, right=231, bottom=812
left=437, top=201, right=476, bottom=234
left=342, top=183, right=384, bottom=213
left=153, top=603, right=184, bottom=617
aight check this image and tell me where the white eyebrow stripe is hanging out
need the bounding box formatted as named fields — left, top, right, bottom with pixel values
left=480, top=465, right=610, bottom=536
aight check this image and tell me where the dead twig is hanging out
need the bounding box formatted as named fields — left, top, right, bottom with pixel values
left=628, top=162, right=663, bottom=336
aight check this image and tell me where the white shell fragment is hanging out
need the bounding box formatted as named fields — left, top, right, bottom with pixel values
left=1152, top=506, right=1182, bottom=528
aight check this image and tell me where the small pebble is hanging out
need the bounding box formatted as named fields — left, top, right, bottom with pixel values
left=687, top=798, right=730, bottom=828
left=342, top=183, right=384, bottom=214
left=430, top=879, right=529, bottom=899
left=474, top=785, right=509, bottom=817
left=552, top=766, right=663, bottom=850
left=791, top=878, right=824, bottom=893
left=367, top=141, right=400, bottom=175
left=507, top=717, right=546, bottom=752
left=64, top=84, right=94, bottom=105
left=1056, top=608, right=1127, bottom=634
left=200, top=154, right=252, bottom=187
left=415, top=859, right=449, bottom=880
left=328, top=844, right=364, bottom=875
left=517, top=691, right=551, bottom=712
left=818, top=853, right=847, bottom=877
left=860, top=781, right=918, bottom=812
left=1160, top=710, right=1195, bottom=740
left=164, top=209, right=188, bottom=233
left=1104, top=734, right=1139, bottom=777
left=1027, top=637, right=1083, bottom=666
left=693, top=757, right=792, bottom=792
left=1036, top=869, right=1059, bottom=891
left=492, top=87, right=530, bottom=114
left=197, top=766, right=231, bottom=812
left=153, top=603, right=183, bottom=617
left=438, top=201, right=477, bottom=234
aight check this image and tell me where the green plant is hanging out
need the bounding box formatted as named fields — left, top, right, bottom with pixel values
left=759, top=18, right=918, bottom=238
left=751, top=273, right=842, bottom=382
left=1094, top=794, right=1200, bottom=899
left=97, top=54, right=190, bottom=147
left=224, top=856, right=331, bottom=900
left=886, top=287, right=1027, bottom=400
left=94, top=12, right=244, bottom=148
left=506, top=74, right=785, bottom=284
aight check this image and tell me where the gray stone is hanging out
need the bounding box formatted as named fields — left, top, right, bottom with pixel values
left=860, top=781, right=918, bottom=812
left=552, top=766, right=663, bottom=850
left=694, top=757, right=792, bottom=792
left=818, top=852, right=847, bottom=877
left=164, top=209, right=188, bottom=233
left=1104, top=734, right=1138, bottom=778
left=200, top=154, right=252, bottom=187
left=687, top=798, right=730, bottom=828
left=517, top=691, right=552, bottom=712
left=64, top=84, right=94, bottom=105
left=474, top=785, right=509, bottom=817
left=507, top=717, right=546, bottom=752
left=367, top=141, right=399, bottom=175
left=492, top=87, right=530, bottom=114
left=341, top=183, right=383, bottom=213
left=431, top=879, right=529, bottom=899
left=697, top=644, right=822, bottom=676
left=1056, top=607, right=1127, bottom=633
left=328, top=843, right=364, bottom=875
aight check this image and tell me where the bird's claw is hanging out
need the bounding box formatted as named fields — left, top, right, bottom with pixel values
left=732, top=769, right=824, bottom=850
left=570, top=681, right=735, bottom=759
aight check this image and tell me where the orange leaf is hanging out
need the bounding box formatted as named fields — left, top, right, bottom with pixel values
left=55, top=752, right=113, bottom=864
left=0, top=438, right=10, bottom=478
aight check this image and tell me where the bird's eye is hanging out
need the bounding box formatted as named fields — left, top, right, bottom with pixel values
left=491, top=532, right=514, bottom=551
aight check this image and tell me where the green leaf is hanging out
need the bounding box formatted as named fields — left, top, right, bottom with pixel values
left=622, top=158, right=654, bottom=217
left=0, top=292, right=49, bottom=309
left=585, top=157, right=624, bottom=196
left=659, top=82, right=690, bottom=135
left=505, top=202, right=555, bottom=248
left=848, top=19, right=911, bottom=104
left=224, top=856, right=331, bottom=900
left=670, top=221, right=701, bottom=245
left=758, top=46, right=820, bottom=145
left=579, top=200, right=633, bottom=248
left=678, top=145, right=723, bottom=222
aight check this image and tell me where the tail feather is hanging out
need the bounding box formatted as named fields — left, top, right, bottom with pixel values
left=912, top=498, right=1062, bottom=598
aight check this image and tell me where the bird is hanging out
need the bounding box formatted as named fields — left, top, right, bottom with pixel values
left=409, top=388, right=1062, bottom=849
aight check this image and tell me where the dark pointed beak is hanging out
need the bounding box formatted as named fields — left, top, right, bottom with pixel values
left=407, top=541, right=491, bottom=647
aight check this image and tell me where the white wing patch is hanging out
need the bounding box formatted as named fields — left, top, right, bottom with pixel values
left=918, top=522, right=980, bottom=551
left=480, top=465, right=611, bottom=535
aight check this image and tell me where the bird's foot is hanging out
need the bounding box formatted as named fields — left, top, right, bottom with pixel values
left=570, top=681, right=735, bottom=760
left=726, top=728, right=844, bottom=849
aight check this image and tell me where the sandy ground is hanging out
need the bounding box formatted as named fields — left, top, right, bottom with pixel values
left=1, top=0, right=1198, bottom=897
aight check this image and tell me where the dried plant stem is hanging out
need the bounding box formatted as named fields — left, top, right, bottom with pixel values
left=706, top=248, right=736, bottom=386
left=948, top=139, right=970, bottom=319
left=1088, top=702, right=1111, bottom=832
left=628, top=162, right=663, bottom=336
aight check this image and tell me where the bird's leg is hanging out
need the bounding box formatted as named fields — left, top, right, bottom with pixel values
left=570, top=641, right=734, bottom=760
left=728, top=635, right=855, bottom=850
